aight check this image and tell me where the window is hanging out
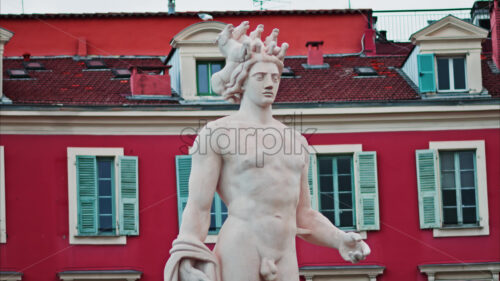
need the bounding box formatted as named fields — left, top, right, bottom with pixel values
left=0, top=146, right=6, bottom=243
left=317, top=155, right=356, bottom=230
left=196, top=61, right=224, bottom=96
left=0, top=271, right=22, bottom=281
left=436, top=57, right=466, bottom=92
left=67, top=148, right=139, bottom=244
left=415, top=140, right=489, bottom=237
left=417, top=54, right=468, bottom=93
left=308, top=145, right=380, bottom=235
left=175, top=155, right=227, bottom=243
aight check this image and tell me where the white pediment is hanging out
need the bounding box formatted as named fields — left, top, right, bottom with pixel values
left=411, top=15, right=488, bottom=43
left=171, top=21, right=227, bottom=47
left=0, top=27, right=14, bottom=43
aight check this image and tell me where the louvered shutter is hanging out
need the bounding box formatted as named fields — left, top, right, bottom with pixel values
left=118, top=156, right=139, bottom=235
left=355, top=152, right=380, bottom=231
left=76, top=155, right=98, bottom=235
left=308, top=153, right=318, bottom=209
left=416, top=149, right=441, bottom=228
left=417, top=53, right=436, bottom=93
left=175, top=155, right=192, bottom=228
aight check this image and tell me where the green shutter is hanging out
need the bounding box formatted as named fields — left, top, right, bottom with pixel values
left=416, top=149, right=441, bottom=228
left=355, top=152, right=380, bottom=231
left=175, top=155, right=192, bottom=228
left=76, top=155, right=98, bottom=235
left=417, top=53, right=436, bottom=93
left=118, top=156, right=139, bottom=236
left=308, top=153, right=318, bottom=209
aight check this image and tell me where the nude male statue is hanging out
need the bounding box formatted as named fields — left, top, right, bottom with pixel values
left=164, top=22, right=370, bottom=281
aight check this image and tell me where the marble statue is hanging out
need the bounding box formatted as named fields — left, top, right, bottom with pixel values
left=164, top=21, right=370, bottom=281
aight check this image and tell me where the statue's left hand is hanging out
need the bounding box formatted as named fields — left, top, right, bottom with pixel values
left=338, top=232, right=371, bottom=263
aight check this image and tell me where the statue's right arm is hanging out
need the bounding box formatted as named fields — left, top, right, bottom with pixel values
left=178, top=124, right=221, bottom=243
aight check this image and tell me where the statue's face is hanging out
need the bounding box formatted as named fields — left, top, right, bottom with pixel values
left=243, top=61, right=280, bottom=107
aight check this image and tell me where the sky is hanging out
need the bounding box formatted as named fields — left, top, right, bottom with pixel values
left=0, top=0, right=481, bottom=14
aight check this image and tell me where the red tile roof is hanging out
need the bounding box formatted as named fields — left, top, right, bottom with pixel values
left=3, top=57, right=178, bottom=105
left=277, top=55, right=419, bottom=103
left=482, top=55, right=500, bottom=98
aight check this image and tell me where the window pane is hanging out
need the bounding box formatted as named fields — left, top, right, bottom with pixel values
left=322, top=210, right=335, bottom=225
left=211, top=63, right=222, bottom=74
left=98, top=180, right=111, bottom=196
left=443, top=207, right=458, bottom=225
left=340, top=210, right=354, bottom=228
left=453, top=58, right=466, bottom=90
left=338, top=175, right=352, bottom=191
left=461, top=189, right=476, bottom=206
left=339, top=193, right=353, bottom=209
left=99, top=198, right=112, bottom=214
left=99, top=215, right=113, bottom=232
left=319, top=175, right=333, bottom=193
left=320, top=194, right=334, bottom=210
left=209, top=214, right=216, bottom=231
left=462, top=207, right=477, bottom=224
left=439, top=152, right=454, bottom=170
left=318, top=158, right=332, bottom=174
left=97, top=159, right=112, bottom=178
left=459, top=151, right=474, bottom=170
left=437, top=58, right=450, bottom=90
left=460, top=171, right=475, bottom=188
left=337, top=158, right=351, bottom=174
left=441, top=171, right=456, bottom=189
left=197, top=64, right=209, bottom=94
left=442, top=189, right=457, bottom=207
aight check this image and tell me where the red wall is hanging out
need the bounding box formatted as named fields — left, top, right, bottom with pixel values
left=0, top=128, right=498, bottom=280
left=1, top=13, right=368, bottom=57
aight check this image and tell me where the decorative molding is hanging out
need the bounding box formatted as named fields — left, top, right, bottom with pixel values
left=0, top=105, right=498, bottom=135
left=58, top=270, right=142, bottom=281
left=419, top=262, right=500, bottom=281
left=300, top=265, right=385, bottom=281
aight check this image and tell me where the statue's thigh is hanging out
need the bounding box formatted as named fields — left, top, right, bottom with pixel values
left=217, top=241, right=261, bottom=281
left=276, top=253, right=300, bottom=281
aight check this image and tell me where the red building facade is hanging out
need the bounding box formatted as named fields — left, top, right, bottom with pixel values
left=0, top=4, right=499, bottom=281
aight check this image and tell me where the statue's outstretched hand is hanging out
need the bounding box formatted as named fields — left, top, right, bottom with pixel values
left=339, top=232, right=371, bottom=263
left=179, top=259, right=211, bottom=281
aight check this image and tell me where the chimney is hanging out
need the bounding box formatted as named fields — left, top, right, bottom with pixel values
left=23, top=52, right=30, bottom=61
left=130, top=66, right=172, bottom=96
left=306, top=41, right=324, bottom=66
left=168, top=0, right=175, bottom=14
left=0, top=27, right=14, bottom=103
left=77, top=37, right=87, bottom=57
left=492, top=0, right=500, bottom=68
left=363, top=28, right=376, bottom=56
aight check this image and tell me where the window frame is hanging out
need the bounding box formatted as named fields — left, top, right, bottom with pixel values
left=309, top=144, right=370, bottom=238
left=67, top=147, right=126, bottom=245
left=429, top=140, right=489, bottom=237
left=435, top=56, right=468, bottom=93
left=196, top=60, right=224, bottom=96
left=316, top=154, right=357, bottom=231
left=0, top=146, right=6, bottom=243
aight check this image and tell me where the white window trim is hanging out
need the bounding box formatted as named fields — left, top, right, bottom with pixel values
left=429, top=140, right=489, bottom=237
left=58, top=270, right=141, bottom=281
left=0, top=271, right=23, bottom=281
left=0, top=146, right=6, bottom=243
left=309, top=144, right=367, bottom=239
left=300, top=265, right=385, bottom=281
left=435, top=56, right=468, bottom=93
left=419, top=262, right=500, bottom=281
left=67, top=147, right=126, bottom=245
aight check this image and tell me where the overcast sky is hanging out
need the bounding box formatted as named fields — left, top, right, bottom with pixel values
left=0, top=0, right=480, bottom=14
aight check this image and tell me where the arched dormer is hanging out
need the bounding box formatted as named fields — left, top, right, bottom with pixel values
left=168, top=21, right=227, bottom=102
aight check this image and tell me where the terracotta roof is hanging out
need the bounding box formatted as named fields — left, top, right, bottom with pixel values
left=3, top=57, right=178, bottom=105
left=0, top=9, right=371, bottom=19
left=277, top=55, right=419, bottom=103
left=3, top=54, right=499, bottom=106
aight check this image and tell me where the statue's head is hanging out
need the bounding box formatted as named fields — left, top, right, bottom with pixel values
left=211, top=22, right=289, bottom=103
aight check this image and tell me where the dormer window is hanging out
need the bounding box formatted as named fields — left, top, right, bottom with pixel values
left=85, top=60, right=107, bottom=69
left=196, top=60, right=224, bottom=96
left=436, top=56, right=466, bottom=92
left=23, top=61, right=45, bottom=70
left=7, top=69, right=30, bottom=79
